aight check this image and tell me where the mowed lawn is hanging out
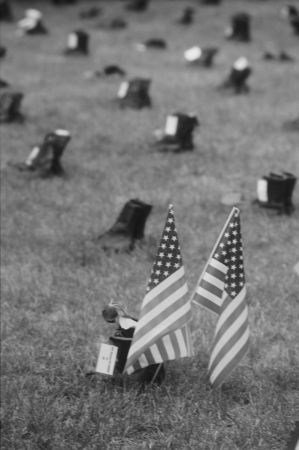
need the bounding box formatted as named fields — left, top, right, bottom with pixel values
left=1, top=0, right=299, bottom=449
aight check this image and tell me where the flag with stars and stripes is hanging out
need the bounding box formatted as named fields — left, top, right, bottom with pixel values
left=124, top=205, right=193, bottom=375
left=192, top=207, right=245, bottom=315
left=192, top=207, right=250, bottom=388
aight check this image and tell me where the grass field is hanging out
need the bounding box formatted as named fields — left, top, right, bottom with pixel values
left=1, top=0, right=299, bottom=449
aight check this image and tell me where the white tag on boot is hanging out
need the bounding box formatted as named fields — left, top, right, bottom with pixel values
left=165, top=115, right=178, bottom=136
left=184, top=46, right=202, bottom=62
left=95, top=343, right=118, bottom=376
left=233, top=57, right=249, bottom=71
left=257, top=179, right=268, bottom=202
left=26, top=146, right=40, bottom=166
left=55, top=129, right=70, bottom=137
left=68, top=33, right=78, bottom=50
left=117, top=81, right=129, bottom=98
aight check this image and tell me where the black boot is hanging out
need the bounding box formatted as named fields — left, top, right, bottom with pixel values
left=283, top=172, right=297, bottom=215
left=47, top=130, right=70, bottom=176
left=220, top=57, right=252, bottom=94
left=201, top=0, right=222, bottom=5
left=0, top=0, right=13, bottom=22
left=281, top=5, right=299, bottom=35
left=65, top=30, right=89, bottom=55
left=126, top=0, right=149, bottom=12
left=118, top=78, right=151, bottom=109
left=0, top=46, right=7, bottom=58
left=157, top=113, right=199, bottom=152
left=256, top=173, right=286, bottom=213
left=0, top=89, right=24, bottom=123
left=177, top=8, right=194, bottom=25
left=13, top=129, right=70, bottom=177
left=79, top=7, right=101, bottom=19
left=283, top=117, right=299, bottom=132
left=18, top=9, right=48, bottom=35
left=52, top=0, right=76, bottom=5
left=129, top=199, right=152, bottom=240
left=99, top=199, right=152, bottom=252
left=226, top=13, right=251, bottom=42
left=185, top=46, right=218, bottom=67
left=0, top=79, right=9, bottom=88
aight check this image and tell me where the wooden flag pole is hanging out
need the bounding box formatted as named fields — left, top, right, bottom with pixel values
left=189, top=207, right=238, bottom=307
left=150, top=363, right=163, bottom=385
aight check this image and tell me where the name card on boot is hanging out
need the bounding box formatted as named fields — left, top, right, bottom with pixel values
left=184, top=46, right=202, bottom=62
left=117, top=81, right=129, bottom=98
left=55, top=129, right=70, bottom=137
left=95, top=343, right=118, bottom=375
left=68, top=33, right=78, bottom=49
left=165, top=115, right=179, bottom=136
left=257, top=178, right=268, bottom=202
left=234, top=56, right=249, bottom=71
left=26, top=146, right=40, bottom=167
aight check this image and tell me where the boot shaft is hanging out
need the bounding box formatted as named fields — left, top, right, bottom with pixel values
left=283, top=172, right=297, bottom=206
left=129, top=199, right=152, bottom=240
left=126, top=0, right=149, bottom=11
left=0, top=0, right=13, bottom=21
left=230, top=67, right=251, bottom=88
left=230, top=13, right=251, bottom=42
left=107, top=199, right=152, bottom=240
left=0, top=90, right=23, bottom=123
left=179, top=8, right=194, bottom=25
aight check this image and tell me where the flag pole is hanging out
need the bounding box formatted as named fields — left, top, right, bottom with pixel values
left=150, top=363, right=163, bottom=385
left=190, top=207, right=238, bottom=306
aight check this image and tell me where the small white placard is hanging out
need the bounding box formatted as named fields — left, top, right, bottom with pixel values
left=95, top=343, right=118, bottom=376
left=68, top=33, right=78, bottom=50
left=165, top=115, right=178, bottom=136
left=184, top=46, right=202, bottom=62
left=26, top=9, right=42, bottom=20
left=117, top=81, right=129, bottom=98
left=257, top=179, right=268, bottom=202
left=55, top=129, right=70, bottom=137
left=26, top=146, right=40, bottom=166
left=234, top=57, right=249, bottom=71
left=294, top=262, right=299, bottom=277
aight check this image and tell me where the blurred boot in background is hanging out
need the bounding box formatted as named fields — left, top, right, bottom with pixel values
left=219, top=57, right=252, bottom=94
left=225, top=12, right=251, bottom=42
left=0, top=0, right=13, bottom=21
left=117, top=78, right=151, bottom=109
left=64, top=30, right=89, bottom=55
left=156, top=113, right=199, bottom=152
left=0, top=89, right=24, bottom=122
left=98, top=199, right=152, bottom=252
left=13, top=129, right=70, bottom=177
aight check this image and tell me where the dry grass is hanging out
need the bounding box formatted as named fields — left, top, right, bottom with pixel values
left=1, top=0, right=299, bottom=449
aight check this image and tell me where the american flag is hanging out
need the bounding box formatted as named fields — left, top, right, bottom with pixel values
left=192, top=207, right=250, bottom=388
left=124, top=205, right=193, bottom=375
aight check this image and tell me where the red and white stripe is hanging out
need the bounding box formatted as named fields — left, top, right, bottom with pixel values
left=124, top=266, right=192, bottom=374
left=126, top=324, right=193, bottom=374
left=193, top=258, right=228, bottom=314
left=208, top=286, right=250, bottom=388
